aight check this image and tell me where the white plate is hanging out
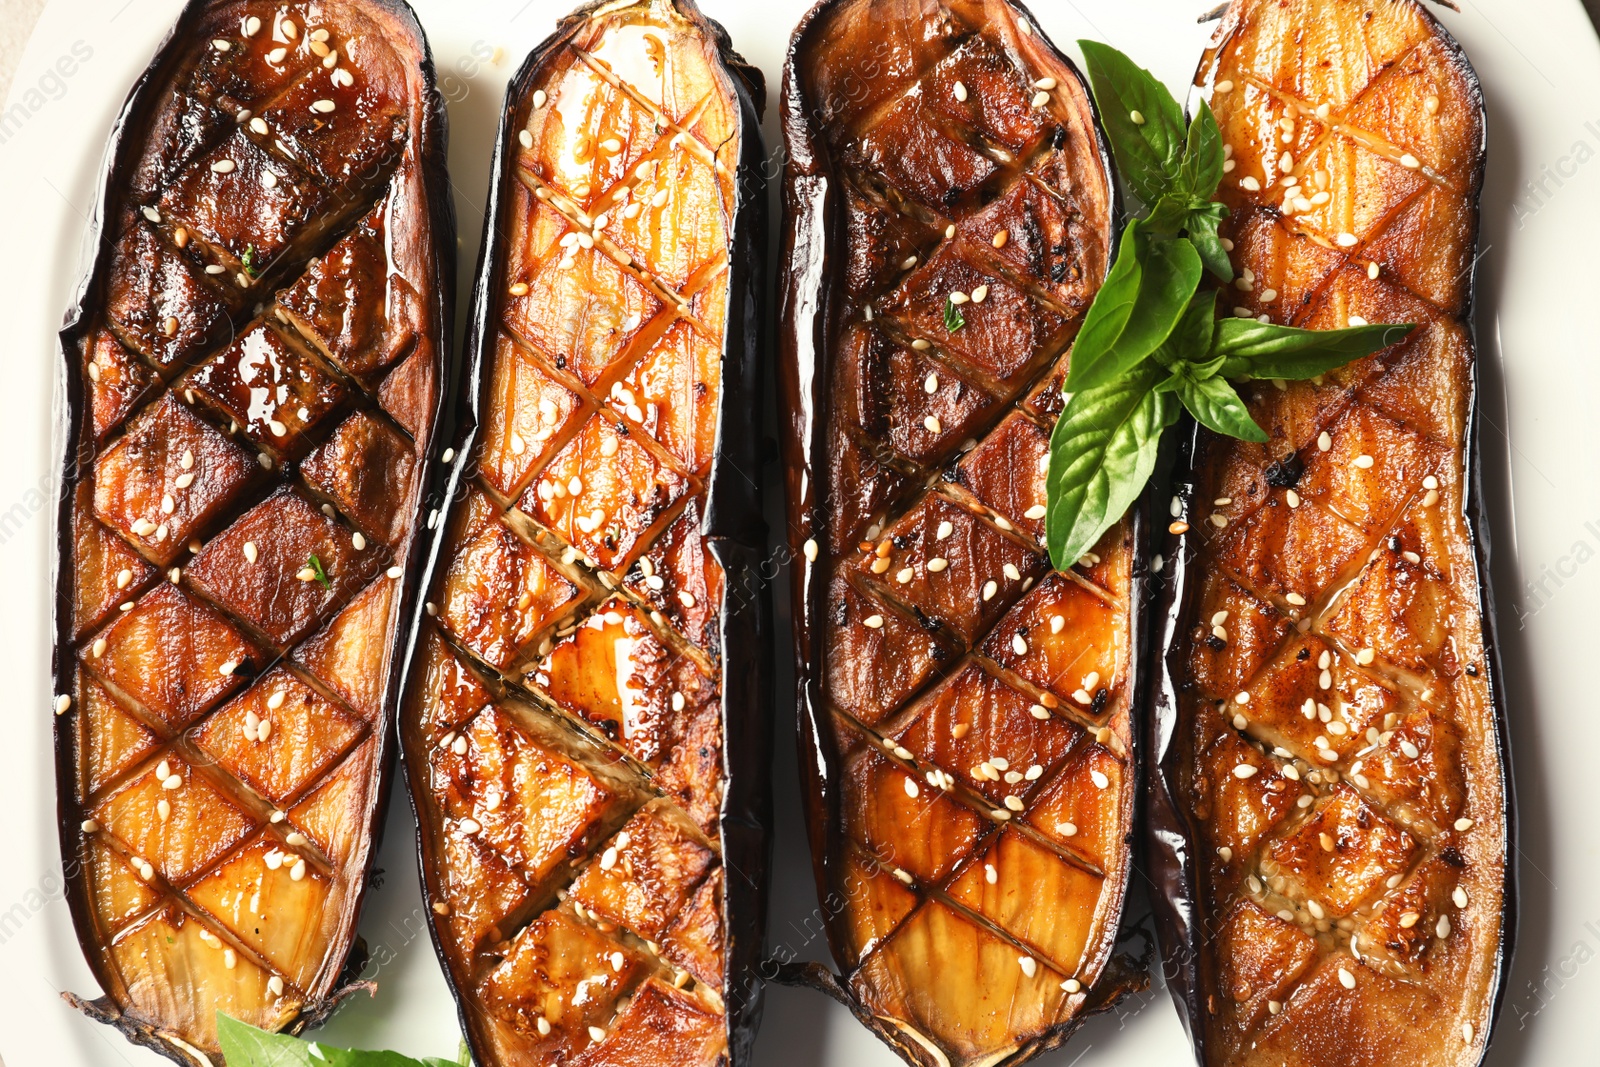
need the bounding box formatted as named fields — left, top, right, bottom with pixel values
left=3, top=0, right=1599, bottom=1062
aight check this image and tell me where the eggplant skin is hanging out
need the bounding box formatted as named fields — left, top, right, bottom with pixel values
left=1147, top=2, right=1513, bottom=1065
left=50, top=1, right=451, bottom=1062
left=776, top=2, right=1147, bottom=1065
left=394, top=2, right=769, bottom=1066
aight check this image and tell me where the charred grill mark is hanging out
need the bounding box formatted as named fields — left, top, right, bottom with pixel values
left=1155, top=2, right=1506, bottom=1065
left=400, top=4, right=765, bottom=1066
left=782, top=2, right=1138, bottom=1066
left=55, top=2, right=448, bottom=1060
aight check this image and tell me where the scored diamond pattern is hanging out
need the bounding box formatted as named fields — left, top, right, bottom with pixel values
left=62, top=2, right=438, bottom=1050
left=797, top=12, right=1131, bottom=1063
left=403, top=12, right=749, bottom=1064
left=1178, top=2, right=1499, bottom=1060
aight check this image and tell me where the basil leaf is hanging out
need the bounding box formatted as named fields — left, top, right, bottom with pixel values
left=1046, top=364, right=1177, bottom=569
left=1078, top=40, right=1186, bottom=206
left=1183, top=201, right=1233, bottom=282
left=1213, top=319, right=1415, bottom=380
left=1067, top=220, right=1203, bottom=392
left=1160, top=368, right=1267, bottom=442
left=216, top=1015, right=317, bottom=1066
left=1150, top=288, right=1218, bottom=370
left=1179, top=99, right=1225, bottom=201
left=217, top=1014, right=462, bottom=1067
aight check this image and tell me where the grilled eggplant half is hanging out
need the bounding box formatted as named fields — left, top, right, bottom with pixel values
left=1147, top=1, right=1513, bottom=1065
left=52, top=0, right=450, bottom=1062
left=777, top=2, right=1146, bottom=1064
left=396, top=2, right=768, bottom=1065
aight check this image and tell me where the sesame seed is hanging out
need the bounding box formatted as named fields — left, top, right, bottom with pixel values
left=1356, top=647, right=1376, bottom=665
left=1463, top=1023, right=1474, bottom=1042
left=949, top=290, right=969, bottom=305
left=953, top=81, right=968, bottom=102
left=1453, top=886, right=1469, bottom=908
left=1438, top=914, right=1452, bottom=937
left=1002, top=563, right=1021, bottom=581
left=1004, top=795, right=1024, bottom=811
left=1240, top=176, right=1261, bottom=191
left=1348, top=315, right=1368, bottom=327
left=1235, top=691, right=1250, bottom=705
left=1019, top=955, right=1038, bottom=977
left=210, top=158, right=236, bottom=174
left=803, top=538, right=818, bottom=562
left=911, top=338, right=930, bottom=350
left=1338, top=967, right=1356, bottom=989
left=458, top=818, right=481, bottom=835
left=1455, top=817, right=1474, bottom=831
left=1215, top=79, right=1233, bottom=92
left=924, top=415, right=942, bottom=433
left=387, top=566, right=402, bottom=579
left=982, top=580, right=997, bottom=601
left=1233, top=764, right=1259, bottom=779
left=992, top=229, right=1009, bottom=248
left=1012, top=634, right=1028, bottom=655
left=1286, top=489, right=1301, bottom=508
left=1318, top=431, right=1332, bottom=451
left=1336, top=232, right=1358, bottom=247
left=926, top=557, right=949, bottom=573
left=1400, top=153, right=1421, bottom=169
left=863, top=614, right=884, bottom=629
left=924, top=373, right=939, bottom=393
left=971, top=284, right=989, bottom=303
left=1033, top=91, right=1051, bottom=108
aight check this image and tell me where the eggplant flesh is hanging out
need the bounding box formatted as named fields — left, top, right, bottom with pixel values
left=778, top=2, right=1143, bottom=1065
left=397, top=3, right=768, bottom=1065
left=1148, top=2, right=1512, bottom=1065
left=52, top=0, right=450, bottom=1062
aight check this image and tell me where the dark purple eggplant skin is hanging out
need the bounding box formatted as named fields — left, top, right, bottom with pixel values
left=391, top=2, right=771, bottom=1062
left=774, top=0, right=1150, bottom=1062
left=50, top=1, right=452, bottom=1061
left=1144, top=7, right=1517, bottom=1065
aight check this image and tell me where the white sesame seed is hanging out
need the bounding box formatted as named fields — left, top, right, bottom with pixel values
left=1012, top=634, right=1028, bottom=655
left=1318, top=431, right=1333, bottom=451
left=1336, top=232, right=1358, bottom=247
left=1356, top=647, right=1376, bottom=665
left=924, top=415, right=942, bottom=434
left=211, top=158, right=236, bottom=174
left=927, top=557, right=949, bottom=573
left=1240, top=176, right=1261, bottom=191
left=1019, top=955, right=1038, bottom=977
left=1438, top=914, right=1452, bottom=937
left=803, top=538, right=818, bottom=562
left=1400, top=153, right=1421, bottom=169
left=387, top=566, right=402, bottom=579
left=954, top=80, right=968, bottom=102
left=1233, top=764, right=1259, bottom=779
left=863, top=614, right=884, bottom=629
left=1338, top=967, right=1356, bottom=989
left=1033, top=91, right=1051, bottom=108
left=1455, top=817, right=1474, bottom=831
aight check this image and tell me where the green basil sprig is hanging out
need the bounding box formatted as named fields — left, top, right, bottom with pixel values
left=1044, top=43, right=1414, bottom=570
left=217, top=1014, right=471, bottom=1067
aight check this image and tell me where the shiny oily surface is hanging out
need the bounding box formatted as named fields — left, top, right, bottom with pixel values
left=400, top=2, right=763, bottom=1066
left=53, top=0, right=447, bottom=1062
left=779, top=1, right=1139, bottom=1065
left=1153, top=0, right=1509, bottom=1065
